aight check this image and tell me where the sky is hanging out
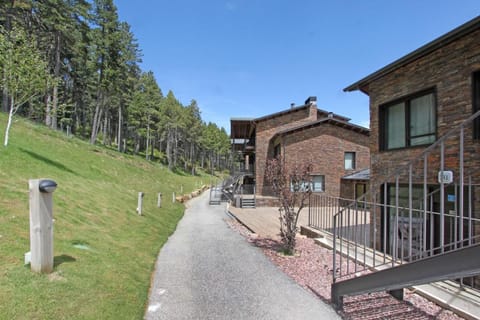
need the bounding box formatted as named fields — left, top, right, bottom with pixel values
left=114, top=1, right=480, bottom=133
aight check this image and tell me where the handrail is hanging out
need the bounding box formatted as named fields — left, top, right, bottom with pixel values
left=313, top=109, right=480, bottom=297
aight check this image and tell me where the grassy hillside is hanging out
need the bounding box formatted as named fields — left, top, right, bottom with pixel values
left=0, top=114, right=217, bottom=319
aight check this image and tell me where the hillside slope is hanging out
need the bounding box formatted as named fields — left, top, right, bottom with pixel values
left=0, top=115, right=213, bottom=319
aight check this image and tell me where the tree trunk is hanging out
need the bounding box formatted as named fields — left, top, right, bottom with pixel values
left=102, top=113, right=108, bottom=145
left=191, top=143, right=195, bottom=175
left=90, top=89, right=102, bottom=144
left=4, top=96, right=14, bottom=146
left=166, top=127, right=173, bottom=170
left=50, top=32, right=61, bottom=130
left=146, top=116, right=150, bottom=160
left=117, top=105, right=122, bottom=152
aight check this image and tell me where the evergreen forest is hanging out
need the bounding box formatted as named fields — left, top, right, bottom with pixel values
left=0, top=0, right=232, bottom=173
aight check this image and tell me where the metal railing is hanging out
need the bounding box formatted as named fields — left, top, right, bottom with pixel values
left=309, top=110, right=480, bottom=293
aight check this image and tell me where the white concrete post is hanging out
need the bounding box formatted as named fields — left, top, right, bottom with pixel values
left=29, top=179, right=57, bottom=274
left=137, top=192, right=144, bottom=215
left=157, top=193, right=162, bottom=208
left=172, top=192, right=175, bottom=203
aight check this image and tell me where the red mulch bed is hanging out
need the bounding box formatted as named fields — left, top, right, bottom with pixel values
left=226, top=218, right=464, bottom=320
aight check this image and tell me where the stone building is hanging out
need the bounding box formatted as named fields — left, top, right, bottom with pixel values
left=344, top=16, right=480, bottom=260
left=230, top=96, right=370, bottom=206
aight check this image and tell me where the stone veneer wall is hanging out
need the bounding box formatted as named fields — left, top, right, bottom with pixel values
left=366, top=28, right=480, bottom=247
left=282, top=123, right=370, bottom=199
left=255, top=104, right=318, bottom=195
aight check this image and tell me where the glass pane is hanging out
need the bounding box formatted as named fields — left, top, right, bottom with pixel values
left=312, top=175, right=324, bottom=192
left=345, top=152, right=355, bottom=169
left=387, top=185, right=425, bottom=258
left=410, top=135, right=435, bottom=146
left=387, top=103, right=406, bottom=149
left=410, top=93, right=435, bottom=145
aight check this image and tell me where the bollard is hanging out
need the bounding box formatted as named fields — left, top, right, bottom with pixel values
left=29, top=179, right=57, bottom=274
left=137, top=192, right=144, bottom=215
left=172, top=192, right=175, bottom=203
left=157, top=193, right=162, bottom=208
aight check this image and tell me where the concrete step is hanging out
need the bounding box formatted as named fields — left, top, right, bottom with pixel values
left=241, top=199, right=256, bottom=208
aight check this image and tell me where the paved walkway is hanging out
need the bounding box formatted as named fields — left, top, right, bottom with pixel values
left=145, top=192, right=339, bottom=320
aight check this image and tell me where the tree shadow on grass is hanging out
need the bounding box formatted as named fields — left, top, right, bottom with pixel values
left=20, top=148, right=77, bottom=175
left=54, top=254, right=76, bottom=267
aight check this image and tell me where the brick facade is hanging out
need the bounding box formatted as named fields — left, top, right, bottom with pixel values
left=368, top=28, right=480, bottom=189
left=280, top=123, right=369, bottom=199
left=347, top=20, right=480, bottom=250
left=255, top=104, right=318, bottom=195
left=232, top=97, right=371, bottom=203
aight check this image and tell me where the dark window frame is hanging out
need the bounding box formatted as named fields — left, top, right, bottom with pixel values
left=379, top=88, right=437, bottom=151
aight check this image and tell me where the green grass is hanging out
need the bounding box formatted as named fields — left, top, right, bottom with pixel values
left=0, top=114, right=217, bottom=319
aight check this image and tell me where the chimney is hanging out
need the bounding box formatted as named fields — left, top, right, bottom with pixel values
left=328, top=112, right=333, bottom=118
left=305, top=96, right=317, bottom=120
left=290, top=103, right=295, bottom=109
left=305, top=96, right=317, bottom=106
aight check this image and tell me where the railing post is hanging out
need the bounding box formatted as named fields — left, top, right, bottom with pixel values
left=440, top=141, right=445, bottom=253
left=423, top=154, right=428, bottom=258
left=333, top=213, right=337, bottom=283
left=394, top=175, right=399, bottom=265
left=383, top=183, right=388, bottom=264
left=459, top=126, right=464, bottom=247
left=408, top=164, right=413, bottom=261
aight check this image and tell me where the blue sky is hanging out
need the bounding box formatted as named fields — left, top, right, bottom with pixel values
left=115, top=1, right=479, bottom=133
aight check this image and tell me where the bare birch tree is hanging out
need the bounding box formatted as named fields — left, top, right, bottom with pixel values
left=0, top=26, right=53, bottom=146
left=265, top=155, right=313, bottom=255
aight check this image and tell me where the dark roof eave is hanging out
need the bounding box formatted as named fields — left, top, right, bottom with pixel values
left=344, top=15, right=480, bottom=94
left=274, top=118, right=370, bottom=139
left=253, top=104, right=309, bottom=123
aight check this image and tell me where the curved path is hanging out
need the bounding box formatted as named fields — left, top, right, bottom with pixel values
left=145, top=192, right=340, bottom=320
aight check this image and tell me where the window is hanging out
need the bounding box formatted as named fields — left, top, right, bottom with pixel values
left=290, top=175, right=324, bottom=192
left=380, top=90, right=436, bottom=150
left=273, top=144, right=281, bottom=158
left=473, top=71, right=480, bottom=139
left=344, top=152, right=356, bottom=170
left=311, top=175, right=325, bottom=192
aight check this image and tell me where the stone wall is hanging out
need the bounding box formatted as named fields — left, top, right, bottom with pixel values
left=282, top=123, right=370, bottom=199
left=366, top=28, right=480, bottom=247
left=255, top=104, right=318, bottom=195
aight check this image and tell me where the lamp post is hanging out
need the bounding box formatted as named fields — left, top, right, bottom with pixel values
left=29, top=179, right=57, bottom=273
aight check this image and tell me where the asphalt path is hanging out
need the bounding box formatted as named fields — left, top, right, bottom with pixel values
left=145, top=191, right=340, bottom=320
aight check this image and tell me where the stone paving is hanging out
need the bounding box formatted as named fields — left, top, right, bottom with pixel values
left=227, top=204, right=310, bottom=238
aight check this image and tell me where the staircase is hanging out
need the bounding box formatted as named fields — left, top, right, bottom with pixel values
left=309, top=110, right=480, bottom=317
left=240, top=197, right=256, bottom=208
left=331, top=244, right=480, bottom=308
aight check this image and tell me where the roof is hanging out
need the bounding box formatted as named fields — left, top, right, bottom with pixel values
left=230, top=118, right=254, bottom=139
left=253, top=104, right=350, bottom=123
left=253, top=104, right=310, bottom=123
left=342, top=169, right=370, bottom=181
left=273, top=117, right=370, bottom=138
left=344, top=15, right=480, bottom=94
